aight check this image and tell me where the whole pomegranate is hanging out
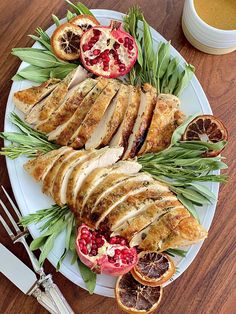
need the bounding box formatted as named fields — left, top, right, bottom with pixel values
left=76, top=224, right=138, bottom=276
left=80, top=21, right=138, bottom=78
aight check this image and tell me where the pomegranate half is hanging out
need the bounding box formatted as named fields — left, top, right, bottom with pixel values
left=76, top=224, right=138, bottom=276
left=79, top=21, right=138, bottom=78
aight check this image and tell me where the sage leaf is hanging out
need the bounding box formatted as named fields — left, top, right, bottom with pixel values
left=166, top=248, right=187, bottom=258
left=177, top=194, right=200, bottom=221
left=174, top=187, right=210, bottom=205
left=77, top=259, right=96, bottom=294
left=157, top=42, right=171, bottom=91
left=15, top=65, right=52, bottom=83
left=12, top=73, right=25, bottom=81
left=189, top=182, right=216, bottom=203
left=171, top=113, right=200, bottom=145
left=29, top=35, right=51, bottom=51
left=50, top=64, right=78, bottom=79
left=52, top=14, right=61, bottom=27
left=39, top=234, right=56, bottom=265
left=161, top=57, right=179, bottom=93
left=30, top=235, right=48, bottom=250
left=65, top=0, right=94, bottom=17
left=12, top=49, right=61, bottom=68
left=174, top=64, right=195, bottom=96
left=67, top=10, right=76, bottom=21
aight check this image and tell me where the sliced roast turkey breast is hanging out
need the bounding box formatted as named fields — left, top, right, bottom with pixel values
left=36, top=78, right=97, bottom=133
left=110, top=86, right=141, bottom=153
left=42, top=148, right=74, bottom=196
left=86, top=83, right=130, bottom=149
left=76, top=160, right=142, bottom=212
left=25, top=66, right=88, bottom=124
left=13, top=78, right=60, bottom=114
left=23, top=146, right=70, bottom=182
left=48, top=77, right=108, bottom=145
left=122, top=84, right=157, bottom=160
left=85, top=173, right=154, bottom=229
left=138, top=93, right=185, bottom=155
left=80, top=173, right=132, bottom=225
left=158, top=216, right=207, bottom=251
left=133, top=206, right=190, bottom=251
left=66, top=147, right=123, bottom=212
left=52, top=150, right=89, bottom=205
left=70, top=80, right=121, bottom=149
left=112, top=196, right=178, bottom=241
left=99, top=182, right=170, bottom=231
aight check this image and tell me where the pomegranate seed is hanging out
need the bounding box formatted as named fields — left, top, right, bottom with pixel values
left=81, top=227, right=89, bottom=234
left=128, top=44, right=133, bottom=50
left=125, top=37, right=129, bottom=44
left=81, top=233, right=89, bottom=239
left=118, top=38, right=124, bottom=43
left=109, top=237, right=117, bottom=244
left=81, top=246, right=88, bottom=255
left=108, top=257, right=115, bottom=263
left=93, top=49, right=101, bottom=55
left=91, top=58, right=98, bottom=65
left=114, top=262, right=120, bottom=267
left=93, top=29, right=101, bottom=36
left=103, top=49, right=110, bottom=55
left=92, top=243, right=98, bottom=250
left=110, top=49, right=115, bottom=55
left=103, top=65, right=109, bottom=71
left=115, top=249, right=121, bottom=256
left=124, top=42, right=128, bottom=48
left=104, top=56, right=110, bottom=62
left=97, top=57, right=103, bottom=63
left=91, top=249, right=97, bottom=256
left=96, top=237, right=104, bottom=244
left=79, top=239, right=86, bottom=246
left=82, top=44, right=90, bottom=52
left=120, top=239, right=127, bottom=246
left=113, top=42, right=120, bottom=50
left=122, top=248, right=130, bottom=255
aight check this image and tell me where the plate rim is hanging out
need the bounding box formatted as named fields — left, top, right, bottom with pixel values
left=4, top=9, right=219, bottom=298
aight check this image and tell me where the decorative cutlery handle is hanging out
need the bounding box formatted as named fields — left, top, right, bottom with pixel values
left=42, top=277, right=74, bottom=314
left=32, top=286, right=57, bottom=314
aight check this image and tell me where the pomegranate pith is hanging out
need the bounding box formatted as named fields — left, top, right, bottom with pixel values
left=76, top=224, right=138, bottom=276
left=79, top=21, right=138, bottom=78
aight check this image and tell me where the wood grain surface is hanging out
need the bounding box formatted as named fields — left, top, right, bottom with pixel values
left=0, top=1, right=236, bottom=313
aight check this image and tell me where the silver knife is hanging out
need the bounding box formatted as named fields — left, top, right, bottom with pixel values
left=0, top=244, right=57, bottom=314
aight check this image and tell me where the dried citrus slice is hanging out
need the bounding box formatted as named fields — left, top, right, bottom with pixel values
left=116, top=272, right=163, bottom=314
left=51, top=23, right=83, bottom=60
left=131, top=252, right=175, bottom=287
left=70, top=14, right=100, bottom=31
left=183, top=114, right=228, bottom=157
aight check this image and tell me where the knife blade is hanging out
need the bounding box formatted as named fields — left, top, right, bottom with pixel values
left=0, top=244, right=57, bottom=313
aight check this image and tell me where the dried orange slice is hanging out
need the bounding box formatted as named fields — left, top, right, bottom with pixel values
left=51, top=22, right=83, bottom=60
left=116, top=272, right=163, bottom=314
left=70, top=14, right=99, bottom=32
left=183, top=115, right=228, bottom=156
left=131, top=252, right=175, bottom=286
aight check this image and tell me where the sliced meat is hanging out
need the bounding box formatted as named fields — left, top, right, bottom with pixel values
left=86, top=173, right=154, bottom=229
left=158, top=216, right=207, bottom=251
left=76, top=160, right=141, bottom=211
left=13, top=78, right=60, bottom=114
left=25, top=66, right=88, bottom=124
left=66, top=147, right=123, bottom=211
left=48, top=77, right=108, bottom=145
left=36, top=78, right=97, bottom=133
left=42, top=148, right=74, bottom=196
left=136, top=207, right=190, bottom=251
left=123, top=84, right=157, bottom=160
left=80, top=173, right=132, bottom=225
left=23, top=146, right=70, bottom=182
left=86, top=83, right=130, bottom=149
left=110, top=86, right=141, bottom=153
left=52, top=150, right=90, bottom=205
left=112, top=196, right=178, bottom=241
left=100, top=182, right=170, bottom=231
left=138, top=94, right=185, bottom=155
left=70, top=80, right=121, bottom=149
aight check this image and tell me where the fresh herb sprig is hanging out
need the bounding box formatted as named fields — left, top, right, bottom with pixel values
left=0, top=113, right=59, bottom=159
left=124, top=6, right=195, bottom=96
left=20, top=204, right=97, bottom=293
left=11, top=1, right=94, bottom=83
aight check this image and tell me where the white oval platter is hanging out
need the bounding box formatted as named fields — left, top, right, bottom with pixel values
left=4, top=9, right=218, bottom=298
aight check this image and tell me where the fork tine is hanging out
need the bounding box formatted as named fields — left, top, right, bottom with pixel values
left=1, top=186, right=21, bottom=220
left=0, top=214, right=15, bottom=239
left=0, top=199, right=20, bottom=233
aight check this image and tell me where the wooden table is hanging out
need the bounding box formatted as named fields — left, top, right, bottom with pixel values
left=0, top=1, right=235, bottom=313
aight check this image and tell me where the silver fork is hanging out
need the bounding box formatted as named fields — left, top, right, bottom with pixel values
left=0, top=186, right=74, bottom=314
